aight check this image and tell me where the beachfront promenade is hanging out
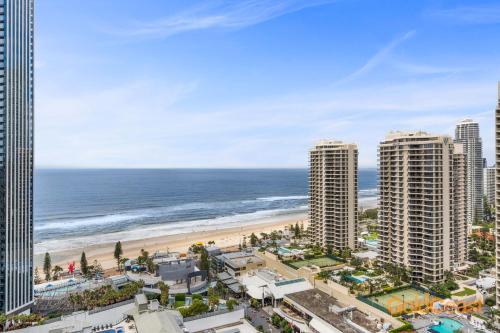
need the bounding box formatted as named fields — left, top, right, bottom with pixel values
left=253, top=251, right=403, bottom=329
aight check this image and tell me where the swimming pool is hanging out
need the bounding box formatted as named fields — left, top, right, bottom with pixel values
left=347, top=275, right=368, bottom=283
left=429, top=318, right=463, bottom=333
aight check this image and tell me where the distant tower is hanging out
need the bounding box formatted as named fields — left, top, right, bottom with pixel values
left=309, top=141, right=358, bottom=251
left=0, top=0, right=35, bottom=314
left=378, top=132, right=466, bottom=283
left=484, top=165, right=495, bottom=206
left=455, top=119, right=484, bottom=229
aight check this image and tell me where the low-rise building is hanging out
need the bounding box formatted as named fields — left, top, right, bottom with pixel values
left=279, top=289, right=381, bottom=333
left=215, top=251, right=265, bottom=277
left=240, top=269, right=312, bottom=306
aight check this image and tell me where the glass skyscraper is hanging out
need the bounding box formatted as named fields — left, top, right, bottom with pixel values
left=0, top=0, right=35, bottom=314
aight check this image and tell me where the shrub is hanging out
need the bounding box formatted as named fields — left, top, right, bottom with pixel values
left=175, top=293, right=186, bottom=302
left=192, top=294, right=203, bottom=301
left=226, top=299, right=238, bottom=311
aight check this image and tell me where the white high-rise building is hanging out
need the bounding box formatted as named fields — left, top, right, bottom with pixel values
left=309, top=140, right=358, bottom=251
left=495, top=82, right=500, bottom=309
left=455, top=119, right=484, bottom=228
left=378, top=132, right=466, bottom=283
left=484, top=165, right=495, bottom=206
left=0, top=0, right=35, bottom=314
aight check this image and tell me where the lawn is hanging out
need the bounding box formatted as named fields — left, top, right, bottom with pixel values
left=286, top=256, right=341, bottom=269
left=362, top=232, right=379, bottom=240
left=452, top=288, right=476, bottom=297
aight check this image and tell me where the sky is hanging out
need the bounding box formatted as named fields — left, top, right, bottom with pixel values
left=35, top=0, right=500, bottom=168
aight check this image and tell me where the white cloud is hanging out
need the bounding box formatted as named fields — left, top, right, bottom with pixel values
left=105, top=0, right=337, bottom=39
left=337, top=30, right=416, bottom=83
left=430, top=4, right=500, bottom=24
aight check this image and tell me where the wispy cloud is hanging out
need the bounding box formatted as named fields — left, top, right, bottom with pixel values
left=430, top=4, right=500, bottom=24
left=106, top=0, right=336, bottom=39
left=337, top=30, right=416, bottom=83
left=391, top=61, right=473, bottom=75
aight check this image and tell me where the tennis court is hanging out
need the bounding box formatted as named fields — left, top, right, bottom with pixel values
left=287, top=256, right=341, bottom=269
left=367, top=287, right=441, bottom=315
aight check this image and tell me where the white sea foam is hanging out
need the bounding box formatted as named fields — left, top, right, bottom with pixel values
left=34, top=206, right=308, bottom=254
left=35, top=213, right=149, bottom=230
left=257, top=195, right=309, bottom=201
left=358, top=188, right=378, bottom=196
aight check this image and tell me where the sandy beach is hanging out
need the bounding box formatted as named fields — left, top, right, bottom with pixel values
left=34, top=214, right=308, bottom=271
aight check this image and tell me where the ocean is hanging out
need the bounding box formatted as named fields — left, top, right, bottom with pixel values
left=34, top=168, right=378, bottom=253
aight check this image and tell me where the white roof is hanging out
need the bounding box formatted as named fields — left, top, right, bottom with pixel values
left=309, top=317, right=342, bottom=333
left=268, top=278, right=312, bottom=299
left=240, top=273, right=312, bottom=300
left=476, top=277, right=496, bottom=290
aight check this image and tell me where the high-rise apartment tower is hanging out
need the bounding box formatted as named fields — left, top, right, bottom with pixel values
left=378, top=132, right=466, bottom=283
left=309, top=141, right=358, bottom=251
left=495, top=82, right=500, bottom=309
left=0, top=0, right=35, bottom=314
left=455, top=119, right=483, bottom=229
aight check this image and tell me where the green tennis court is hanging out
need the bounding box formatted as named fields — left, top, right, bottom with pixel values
left=367, top=287, right=441, bottom=314
left=287, top=256, right=341, bottom=269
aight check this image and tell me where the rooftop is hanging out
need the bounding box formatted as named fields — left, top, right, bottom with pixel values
left=285, top=289, right=379, bottom=333
left=226, top=255, right=264, bottom=268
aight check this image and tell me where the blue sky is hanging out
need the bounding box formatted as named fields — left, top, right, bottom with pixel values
left=35, top=0, right=500, bottom=168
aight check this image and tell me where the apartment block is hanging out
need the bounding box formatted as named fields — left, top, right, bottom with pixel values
left=455, top=119, right=484, bottom=227
left=484, top=166, right=495, bottom=206
left=309, top=140, right=358, bottom=251
left=495, top=82, right=500, bottom=308
left=378, top=132, right=466, bottom=283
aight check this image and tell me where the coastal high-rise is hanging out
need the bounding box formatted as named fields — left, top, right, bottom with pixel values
left=495, top=82, right=500, bottom=309
left=0, top=0, right=35, bottom=314
left=378, top=132, right=466, bottom=283
left=455, top=119, right=484, bottom=228
left=309, top=140, right=358, bottom=251
left=483, top=164, right=495, bottom=207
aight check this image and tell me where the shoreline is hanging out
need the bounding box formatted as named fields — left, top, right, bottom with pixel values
left=33, top=197, right=377, bottom=271
left=34, top=213, right=309, bottom=270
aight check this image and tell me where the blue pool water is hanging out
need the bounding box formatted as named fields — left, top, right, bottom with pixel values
left=430, top=318, right=463, bottom=333
left=347, top=275, right=368, bottom=283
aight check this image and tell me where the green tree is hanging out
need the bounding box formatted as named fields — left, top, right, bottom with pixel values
left=208, top=288, right=220, bottom=310
left=138, top=249, right=149, bottom=265
left=34, top=267, right=42, bottom=285
left=43, top=252, right=52, bottom=281
left=158, top=281, right=170, bottom=306
left=250, top=233, right=258, bottom=247
left=294, top=222, right=300, bottom=238
left=52, top=265, right=63, bottom=280
left=80, top=251, right=89, bottom=276
left=226, top=299, right=238, bottom=311
left=199, top=247, right=210, bottom=272
left=114, top=241, right=123, bottom=271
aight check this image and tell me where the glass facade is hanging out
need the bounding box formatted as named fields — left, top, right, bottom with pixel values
left=0, top=0, right=35, bottom=314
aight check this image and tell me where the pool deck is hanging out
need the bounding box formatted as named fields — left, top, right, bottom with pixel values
left=411, top=313, right=488, bottom=333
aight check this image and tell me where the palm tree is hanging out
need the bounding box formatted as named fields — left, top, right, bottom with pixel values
left=239, top=285, right=247, bottom=301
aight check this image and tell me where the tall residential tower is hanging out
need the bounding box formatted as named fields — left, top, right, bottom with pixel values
left=309, top=140, right=358, bottom=251
left=378, top=132, right=466, bottom=283
left=0, top=0, right=35, bottom=314
left=495, top=82, right=500, bottom=309
left=484, top=164, right=495, bottom=207
left=455, top=119, right=484, bottom=228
